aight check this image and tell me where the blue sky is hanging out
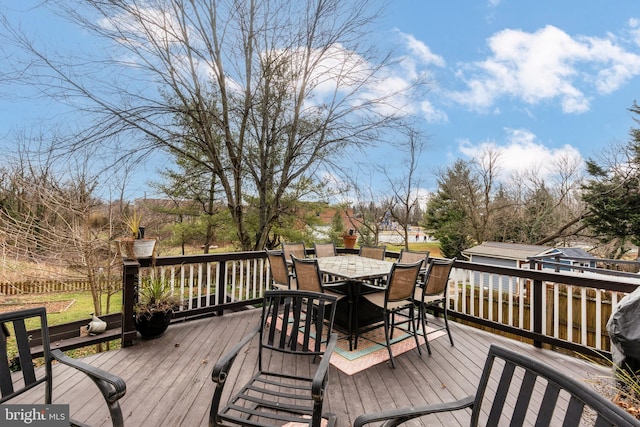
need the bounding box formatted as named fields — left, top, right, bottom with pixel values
left=1, top=1, right=640, bottom=199
left=375, top=0, right=640, bottom=193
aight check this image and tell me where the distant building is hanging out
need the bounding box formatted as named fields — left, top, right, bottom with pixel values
left=462, top=242, right=552, bottom=269
left=462, top=242, right=598, bottom=291
left=462, top=242, right=597, bottom=271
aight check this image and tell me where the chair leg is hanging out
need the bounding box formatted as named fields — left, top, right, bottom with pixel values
left=409, top=306, right=422, bottom=356
left=348, top=298, right=354, bottom=351
left=383, top=312, right=395, bottom=369
left=390, top=311, right=395, bottom=339
left=443, top=305, right=454, bottom=346
left=419, top=304, right=432, bottom=355
left=353, top=297, right=360, bottom=350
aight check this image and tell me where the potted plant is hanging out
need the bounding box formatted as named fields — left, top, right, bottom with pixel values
left=342, top=228, right=357, bottom=249
left=116, top=209, right=157, bottom=260
left=134, top=276, right=181, bottom=339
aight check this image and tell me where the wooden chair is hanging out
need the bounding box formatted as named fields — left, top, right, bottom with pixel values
left=209, top=290, right=338, bottom=427
left=282, top=241, right=306, bottom=261
left=0, top=307, right=126, bottom=427
left=266, top=249, right=295, bottom=290
left=414, top=257, right=455, bottom=354
left=313, top=242, right=336, bottom=258
left=359, top=260, right=423, bottom=368
left=354, top=344, right=640, bottom=426
left=359, top=245, right=386, bottom=260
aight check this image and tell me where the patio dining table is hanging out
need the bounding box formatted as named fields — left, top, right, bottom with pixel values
left=316, top=255, right=395, bottom=350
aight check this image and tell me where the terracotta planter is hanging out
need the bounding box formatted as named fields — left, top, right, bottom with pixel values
left=342, top=234, right=357, bottom=249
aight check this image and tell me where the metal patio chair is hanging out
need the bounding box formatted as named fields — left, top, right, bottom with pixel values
left=0, top=307, right=126, bottom=427
left=354, top=344, right=640, bottom=426
left=209, top=290, right=338, bottom=427
left=359, top=245, right=386, bottom=260
left=414, top=257, right=456, bottom=354
left=313, top=242, right=337, bottom=258
left=266, top=249, right=295, bottom=290
left=359, top=260, right=424, bottom=368
left=282, top=241, right=306, bottom=261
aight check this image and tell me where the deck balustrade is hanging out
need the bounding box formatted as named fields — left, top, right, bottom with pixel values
left=42, top=249, right=640, bottom=358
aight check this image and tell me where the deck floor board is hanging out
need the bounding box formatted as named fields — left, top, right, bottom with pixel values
left=11, top=308, right=610, bottom=427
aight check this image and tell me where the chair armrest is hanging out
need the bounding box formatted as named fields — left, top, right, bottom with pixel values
left=311, top=332, right=337, bottom=400
left=51, top=349, right=126, bottom=403
left=353, top=395, right=475, bottom=427
left=322, top=281, right=348, bottom=294
left=211, top=324, right=260, bottom=385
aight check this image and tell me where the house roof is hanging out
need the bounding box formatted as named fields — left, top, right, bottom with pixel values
left=544, top=247, right=596, bottom=259
left=462, top=242, right=553, bottom=261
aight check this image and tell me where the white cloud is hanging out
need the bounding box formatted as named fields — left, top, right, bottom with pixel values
left=448, top=25, right=640, bottom=114
left=398, top=32, right=446, bottom=67
left=420, top=100, right=448, bottom=123
left=459, top=128, right=584, bottom=181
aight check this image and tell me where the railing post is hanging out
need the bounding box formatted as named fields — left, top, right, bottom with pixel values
left=533, top=278, right=543, bottom=348
left=216, top=260, right=226, bottom=316
left=122, top=260, right=140, bottom=347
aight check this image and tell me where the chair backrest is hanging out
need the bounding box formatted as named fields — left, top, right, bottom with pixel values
left=385, top=260, right=423, bottom=303
left=359, top=245, right=386, bottom=260
left=0, top=307, right=53, bottom=404
left=282, top=242, right=306, bottom=260
left=313, top=242, right=336, bottom=258
left=266, top=250, right=291, bottom=289
left=291, top=255, right=324, bottom=293
left=398, top=249, right=430, bottom=268
left=259, top=290, right=337, bottom=362
left=471, top=344, right=640, bottom=426
left=423, top=257, right=455, bottom=297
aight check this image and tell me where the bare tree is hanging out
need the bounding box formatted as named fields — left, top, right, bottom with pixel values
left=0, top=146, right=121, bottom=316
left=5, top=0, right=425, bottom=250
left=384, top=128, right=427, bottom=249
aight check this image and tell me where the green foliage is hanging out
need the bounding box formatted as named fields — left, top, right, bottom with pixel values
left=424, top=184, right=473, bottom=259
left=581, top=103, right=640, bottom=255
left=135, top=276, right=181, bottom=320
left=329, top=209, right=346, bottom=244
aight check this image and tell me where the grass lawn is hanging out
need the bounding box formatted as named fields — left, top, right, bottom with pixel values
left=0, top=291, right=122, bottom=326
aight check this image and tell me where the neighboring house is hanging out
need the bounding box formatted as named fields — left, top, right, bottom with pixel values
left=462, top=242, right=597, bottom=271
left=311, top=207, right=363, bottom=240
left=461, top=242, right=598, bottom=291
left=530, top=247, right=598, bottom=272
left=462, top=242, right=552, bottom=269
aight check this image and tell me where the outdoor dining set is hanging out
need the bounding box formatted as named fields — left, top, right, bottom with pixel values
left=266, top=241, right=456, bottom=364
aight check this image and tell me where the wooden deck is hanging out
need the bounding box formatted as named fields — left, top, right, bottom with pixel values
left=16, top=308, right=610, bottom=426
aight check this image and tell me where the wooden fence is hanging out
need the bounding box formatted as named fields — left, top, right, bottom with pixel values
left=0, top=279, right=118, bottom=295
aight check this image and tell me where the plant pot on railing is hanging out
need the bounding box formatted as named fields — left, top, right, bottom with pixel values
left=116, top=238, right=157, bottom=260
left=342, top=229, right=357, bottom=249
left=118, top=211, right=158, bottom=260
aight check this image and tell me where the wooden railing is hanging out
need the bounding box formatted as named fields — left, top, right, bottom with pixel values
left=43, top=248, right=640, bottom=359
left=448, top=260, right=639, bottom=357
